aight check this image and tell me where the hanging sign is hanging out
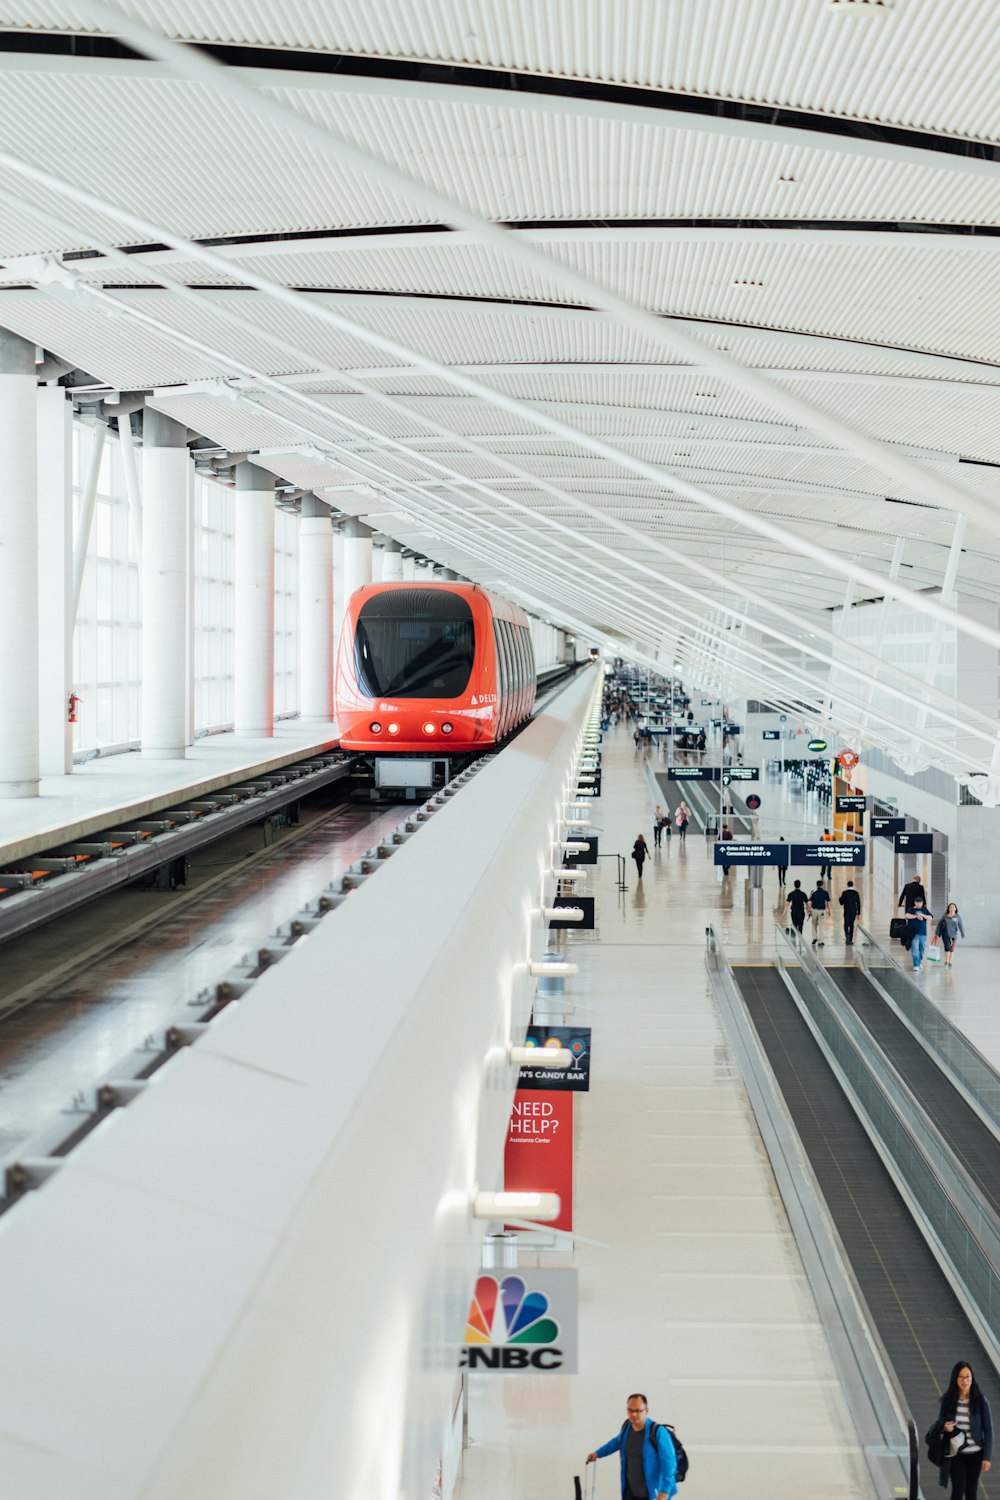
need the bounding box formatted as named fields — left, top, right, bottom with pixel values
left=871, top=816, right=905, bottom=838
left=460, top=1268, right=579, bottom=1373
left=762, top=729, right=780, bottom=741
left=722, top=765, right=760, bottom=781
left=504, top=1090, right=573, bottom=1232
left=837, top=749, right=859, bottom=770
left=792, top=841, right=865, bottom=865
left=668, top=766, right=719, bottom=780
left=807, top=739, right=828, bottom=753
left=836, top=794, right=867, bottom=814
left=518, top=1026, right=591, bottom=1091
left=713, top=842, right=789, bottom=866
left=895, top=832, right=934, bottom=854
left=745, top=794, right=762, bottom=811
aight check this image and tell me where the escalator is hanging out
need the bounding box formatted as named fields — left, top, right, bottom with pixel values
left=733, top=964, right=1000, bottom=1495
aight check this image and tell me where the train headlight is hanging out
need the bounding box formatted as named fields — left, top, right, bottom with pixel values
left=441, top=722, right=453, bottom=734
left=369, top=721, right=382, bottom=734
left=422, top=721, right=436, bottom=735
left=387, top=723, right=400, bottom=735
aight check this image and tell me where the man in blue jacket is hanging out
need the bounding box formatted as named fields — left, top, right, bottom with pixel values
left=586, top=1393, right=677, bottom=1499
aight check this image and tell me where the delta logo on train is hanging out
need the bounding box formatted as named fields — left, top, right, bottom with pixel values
left=460, top=1273, right=565, bottom=1371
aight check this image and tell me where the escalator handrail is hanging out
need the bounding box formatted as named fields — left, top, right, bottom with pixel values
left=855, top=922, right=1000, bottom=1133
left=777, top=922, right=1000, bottom=1269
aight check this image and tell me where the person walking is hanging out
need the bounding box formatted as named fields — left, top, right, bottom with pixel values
left=632, top=833, right=649, bottom=880
left=807, top=879, right=832, bottom=945
left=819, top=828, right=835, bottom=881
left=719, top=822, right=734, bottom=875
left=786, top=879, right=808, bottom=935
left=935, top=903, right=966, bottom=968
left=839, top=881, right=861, bottom=945
left=652, top=805, right=664, bottom=849
left=777, top=835, right=787, bottom=888
left=926, top=1360, right=992, bottom=1498
left=676, top=801, right=691, bottom=840
left=907, top=895, right=935, bottom=973
left=899, top=875, right=927, bottom=912
left=587, top=1392, right=678, bottom=1500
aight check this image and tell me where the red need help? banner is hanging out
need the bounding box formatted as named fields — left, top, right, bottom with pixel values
left=504, top=1088, right=573, bottom=1233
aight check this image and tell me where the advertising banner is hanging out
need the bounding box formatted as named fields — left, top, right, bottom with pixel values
left=460, top=1267, right=579, bottom=1373
left=504, top=1090, right=573, bottom=1233
left=518, top=1026, right=591, bottom=1091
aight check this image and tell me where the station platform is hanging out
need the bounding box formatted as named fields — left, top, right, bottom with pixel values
left=0, top=721, right=339, bottom=864
left=457, top=722, right=875, bottom=1500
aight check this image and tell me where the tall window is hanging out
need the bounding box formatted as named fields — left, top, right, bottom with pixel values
left=72, top=424, right=140, bottom=754
left=273, top=508, right=299, bottom=718
left=193, top=477, right=236, bottom=733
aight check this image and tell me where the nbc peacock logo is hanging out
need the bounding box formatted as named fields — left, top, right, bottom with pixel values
left=460, top=1274, right=564, bottom=1370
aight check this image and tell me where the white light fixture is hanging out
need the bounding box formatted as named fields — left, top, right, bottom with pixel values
left=509, top=1045, right=572, bottom=1068
left=551, top=867, right=586, bottom=881
left=542, top=907, right=584, bottom=922
left=528, top=960, right=578, bottom=977
left=560, top=841, right=590, bottom=852
left=473, top=1191, right=561, bottom=1222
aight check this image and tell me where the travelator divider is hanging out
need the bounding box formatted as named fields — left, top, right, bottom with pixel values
left=705, top=927, right=915, bottom=1500
left=775, top=925, right=1000, bottom=1373
left=855, top=923, right=1000, bottom=1137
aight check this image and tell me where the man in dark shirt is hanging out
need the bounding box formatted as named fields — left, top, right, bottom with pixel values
left=897, top=877, right=926, bottom=949
left=786, top=879, right=808, bottom=934
left=808, top=880, right=832, bottom=945
left=839, top=881, right=862, bottom=945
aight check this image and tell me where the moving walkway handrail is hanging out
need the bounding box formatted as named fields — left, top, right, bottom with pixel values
left=855, top=923, right=1000, bottom=1135
left=705, top=926, right=916, bottom=1498
left=776, top=923, right=1000, bottom=1365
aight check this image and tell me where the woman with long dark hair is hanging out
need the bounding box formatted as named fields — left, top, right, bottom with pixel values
left=927, top=1361, right=993, bottom=1498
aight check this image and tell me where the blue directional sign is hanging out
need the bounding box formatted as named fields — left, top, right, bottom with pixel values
left=713, top=842, right=788, bottom=866
left=668, top=766, right=719, bottom=780
left=723, top=766, right=760, bottom=781
left=871, top=816, right=905, bottom=838
left=836, top=794, right=867, bottom=813
left=762, top=730, right=780, bottom=741
left=895, top=832, right=933, bottom=854
left=791, top=842, right=865, bottom=866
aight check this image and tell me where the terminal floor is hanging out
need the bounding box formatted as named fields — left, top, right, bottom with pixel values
left=457, top=725, right=875, bottom=1500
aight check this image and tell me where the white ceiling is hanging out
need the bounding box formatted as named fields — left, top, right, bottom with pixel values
left=0, top=1, right=999, bottom=770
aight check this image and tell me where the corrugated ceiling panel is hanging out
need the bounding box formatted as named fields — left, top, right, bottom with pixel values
left=7, top=0, right=1000, bottom=144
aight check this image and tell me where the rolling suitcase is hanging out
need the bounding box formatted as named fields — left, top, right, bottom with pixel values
left=889, top=918, right=907, bottom=941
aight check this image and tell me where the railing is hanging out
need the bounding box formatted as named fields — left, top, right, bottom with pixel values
left=856, top=923, right=1000, bottom=1135
left=777, top=923, right=1000, bottom=1363
left=705, top=926, right=914, bottom=1499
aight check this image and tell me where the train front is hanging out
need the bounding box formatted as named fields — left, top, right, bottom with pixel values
left=334, top=583, right=497, bottom=792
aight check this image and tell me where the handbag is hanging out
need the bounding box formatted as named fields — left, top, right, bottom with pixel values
left=926, top=944, right=942, bottom=963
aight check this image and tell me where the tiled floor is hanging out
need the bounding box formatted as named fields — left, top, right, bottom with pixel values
left=455, top=724, right=875, bottom=1499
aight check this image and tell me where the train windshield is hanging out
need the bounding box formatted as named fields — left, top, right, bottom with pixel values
left=355, top=589, right=476, bottom=698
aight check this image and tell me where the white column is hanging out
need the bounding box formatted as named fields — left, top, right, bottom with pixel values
left=401, top=552, right=416, bottom=582
left=0, top=329, right=39, bottom=796
left=342, top=516, right=372, bottom=601
left=234, top=460, right=275, bottom=737
left=141, top=409, right=189, bottom=759
left=381, top=540, right=403, bottom=582
left=370, top=545, right=384, bottom=583
left=37, top=385, right=73, bottom=777
left=298, top=495, right=333, bottom=721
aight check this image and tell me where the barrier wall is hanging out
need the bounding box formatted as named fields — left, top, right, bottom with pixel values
left=0, top=669, right=599, bottom=1500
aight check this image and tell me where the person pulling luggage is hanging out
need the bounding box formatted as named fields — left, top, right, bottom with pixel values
left=586, top=1393, right=678, bottom=1499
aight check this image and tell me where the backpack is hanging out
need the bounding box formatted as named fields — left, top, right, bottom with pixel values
left=619, top=1419, right=690, bottom=1484
left=925, top=1420, right=947, bottom=1468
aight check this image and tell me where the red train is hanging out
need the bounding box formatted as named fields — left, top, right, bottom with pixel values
left=334, top=583, right=536, bottom=783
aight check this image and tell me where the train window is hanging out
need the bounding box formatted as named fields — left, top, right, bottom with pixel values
left=355, top=589, right=475, bottom=698
left=494, top=620, right=510, bottom=705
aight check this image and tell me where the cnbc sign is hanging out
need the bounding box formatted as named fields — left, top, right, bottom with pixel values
left=460, top=1270, right=578, bottom=1373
